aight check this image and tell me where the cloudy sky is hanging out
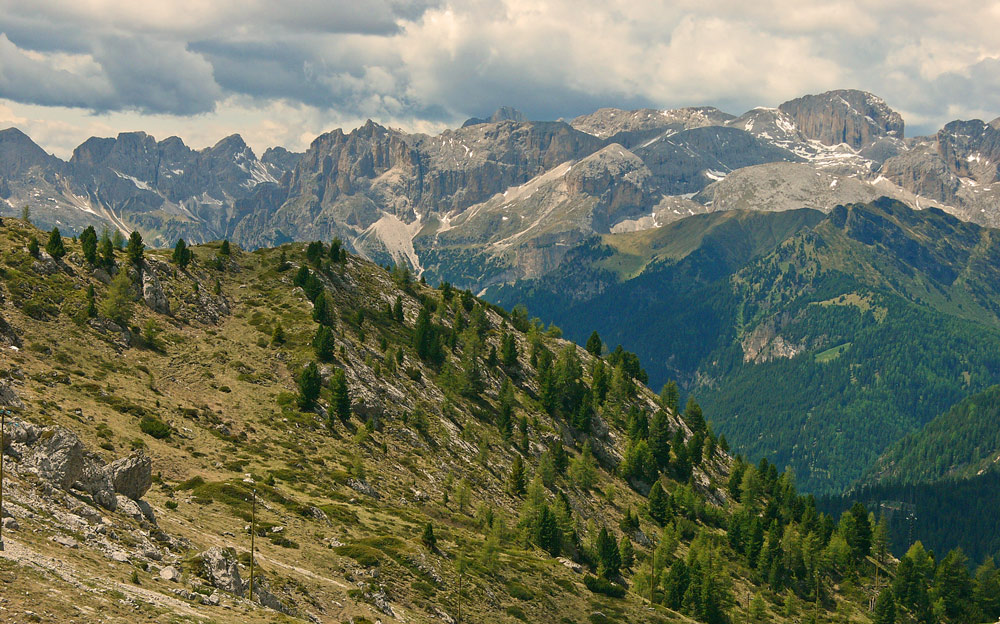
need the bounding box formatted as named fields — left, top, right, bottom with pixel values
left=1, top=0, right=999, bottom=158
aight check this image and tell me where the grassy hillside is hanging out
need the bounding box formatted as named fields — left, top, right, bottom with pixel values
left=0, top=217, right=910, bottom=624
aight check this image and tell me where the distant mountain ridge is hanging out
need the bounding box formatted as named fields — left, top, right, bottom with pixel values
left=3, top=89, right=1000, bottom=290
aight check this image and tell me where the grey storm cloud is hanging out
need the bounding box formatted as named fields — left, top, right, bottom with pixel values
left=0, top=0, right=998, bottom=135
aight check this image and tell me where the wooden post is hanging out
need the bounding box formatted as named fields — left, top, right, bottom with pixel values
left=249, top=489, right=256, bottom=601
left=0, top=409, right=6, bottom=551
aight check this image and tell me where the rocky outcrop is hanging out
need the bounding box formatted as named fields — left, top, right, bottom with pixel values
left=3, top=417, right=156, bottom=513
left=778, top=89, right=904, bottom=148
left=741, top=321, right=805, bottom=363
left=140, top=261, right=170, bottom=315
left=102, top=453, right=152, bottom=500
left=197, top=547, right=245, bottom=597
left=571, top=106, right=733, bottom=139
left=0, top=381, right=23, bottom=409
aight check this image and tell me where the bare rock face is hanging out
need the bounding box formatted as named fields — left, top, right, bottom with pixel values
left=102, top=453, right=152, bottom=500
left=21, top=427, right=90, bottom=491
left=779, top=89, right=904, bottom=149
left=0, top=381, right=23, bottom=409
left=198, top=547, right=245, bottom=597
left=140, top=261, right=170, bottom=315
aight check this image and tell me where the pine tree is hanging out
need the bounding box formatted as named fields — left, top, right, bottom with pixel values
left=648, top=481, right=670, bottom=525
left=684, top=396, right=705, bottom=433
left=393, top=295, right=404, bottom=322
left=663, top=558, right=689, bottom=609
left=80, top=225, right=98, bottom=264
left=535, top=505, right=561, bottom=556
left=219, top=239, right=231, bottom=256
left=100, top=271, right=134, bottom=326
left=620, top=535, right=634, bottom=569
left=126, top=230, right=144, bottom=265
left=312, top=291, right=334, bottom=326
left=509, top=455, right=526, bottom=497
left=569, top=441, right=597, bottom=490
left=591, top=360, right=609, bottom=404
left=649, top=409, right=672, bottom=470
left=172, top=238, right=192, bottom=269
left=313, top=325, right=335, bottom=361
left=497, top=378, right=515, bottom=440
left=330, top=368, right=351, bottom=422
left=85, top=284, right=97, bottom=318
left=873, top=588, right=896, bottom=624
left=329, top=238, right=342, bottom=261
left=421, top=522, right=437, bottom=550
left=98, top=232, right=115, bottom=268
left=595, top=527, right=621, bottom=579
left=671, top=429, right=691, bottom=480
left=660, top=380, right=679, bottom=412
left=45, top=227, right=65, bottom=259
left=27, top=236, right=39, bottom=258
left=296, top=362, right=321, bottom=409
left=271, top=322, right=285, bottom=345
left=585, top=331, right=602, bottom=356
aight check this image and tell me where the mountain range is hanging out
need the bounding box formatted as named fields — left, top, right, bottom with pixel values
left=4, top=89, right=1000, bottom=286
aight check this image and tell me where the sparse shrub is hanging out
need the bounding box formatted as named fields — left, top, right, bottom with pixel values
left=584, top=575, right=625, bottom=598
left=139, top=415, right=171, bottom=439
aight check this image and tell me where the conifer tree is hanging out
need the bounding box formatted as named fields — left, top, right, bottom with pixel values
left=80, top=225, right=98, bottom=265
left=648, top=481, right=670, bottom=525
left=873, top=588, right=896, bottom=624
left=172, top=238, right=192, bottom=269
left=569, top=441, right=597, bottom=490
left=98, top=231, right=115, bottom=268
left=45, top=227, right=65, bottom=259
left=684, top=396, right=705, bottom=433
left=595, top=527, right=621, bottom=579
left=330, top=368, right=350, bottom=422
left=100, top=271, right=134, bottom=326
left=497, top=378, right=515, bottom=440
left=296, top=362, right=321, bottom=409
left=535, top=505, right=561, bottom=556
left=27, top=236, right=39, bottom=257
left=219, top=239, right=231, bottom=256
left=620, top=535, right=634, bottom=569
left=271, top=322, right=285, bottom=345
left=312, top=291, right=334, bottom=326
left=509, top=455, right=526, bottom=497
left=421, top=522, right=437, bottom=550
left=649, top=409, right=672, bottom=470
left=313, top=325, right=335, bottom=361
left=585, top=330, right=602, bottom=356
left=126, top=230, right=144, bottom=265
left=393, top=295, right=404, bottom=322
left=660, top=380, right=679, bottom=412
left=85, top=284, right=97, bottom=318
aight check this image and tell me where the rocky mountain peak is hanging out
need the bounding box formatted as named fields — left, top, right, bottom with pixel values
left=0, top=127, right=58, bottom=175
left=778, top=89, right=904, bottom=148
left=936, top=119, right=1000, bottom=183
left=569, top=106, right=733, bottom=139
left=461, top=105, right=529, bottom=127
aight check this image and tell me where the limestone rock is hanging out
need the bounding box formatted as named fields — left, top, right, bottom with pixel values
left=0, top=381, right=22, bottom=409
left=2, top=517, right=18, bottom=531
left=198, top=547, right=244, bottom=597
left=159, top=566, right=180, bottom=582
left=141, top=261, right=170, bottom=315
left=103, top=453, right=152, bottom=500
left=252, top=577, right=294, bottom=615
left=778, top=89, right=904, bottom=149
left=52, top=535, right=79, bottom=548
